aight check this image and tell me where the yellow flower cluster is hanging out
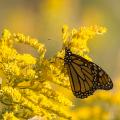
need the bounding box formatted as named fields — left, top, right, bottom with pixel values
left=3, top=112, right=19, bottom=120
left=0, top=25, right=109, bottom=120
left=0, top=29, right=73, bottom=120
left=16, top=54, right=36, bottom=65
left=13, top=32, right=46, bottom=60
left=57, top=25, right=106, bottom=61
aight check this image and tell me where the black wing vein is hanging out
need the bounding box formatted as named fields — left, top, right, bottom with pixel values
left=70, top=63, right=91, bottom=91
left=68, top=64, right=76, bottom=91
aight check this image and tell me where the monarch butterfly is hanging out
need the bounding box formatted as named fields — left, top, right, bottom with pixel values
left=64, top=47, right=113, bottom=99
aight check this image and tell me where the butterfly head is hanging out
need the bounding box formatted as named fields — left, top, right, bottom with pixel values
left=64, top=47, right=72, bottom=64
left=65, top=47, right=72, bottom=55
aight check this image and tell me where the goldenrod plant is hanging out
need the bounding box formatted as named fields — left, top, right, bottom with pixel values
left=0, top=25, right=106, bottom=120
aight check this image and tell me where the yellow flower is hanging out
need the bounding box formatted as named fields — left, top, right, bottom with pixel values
left=25, top=69, right=35, bottom=77
left=2, top=86, right=21, bottom=103
left=78, top=107, right=91, bottom=119
left=95, top=91, right=112, bottom=101
left=3, top=112, right=19, bottom=120
left=61, top=25, right=107, bottom=60
left=1, top=29, right=12, bottom=47
left=92, top=106, right=102, bottom=118
left=0, top=45, right=17, bottom=61
left=112, top=91, right=120, bottom=104
left=13, top=32, right=46, bottom=58
left=4, top=62, right=20, bottom=76
left=2, top=29, right=11, bottom=40
left=16, top=54, right=36, bottom=65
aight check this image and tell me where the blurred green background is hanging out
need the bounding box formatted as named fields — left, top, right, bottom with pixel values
left=0, top=0, right=120, bottom=119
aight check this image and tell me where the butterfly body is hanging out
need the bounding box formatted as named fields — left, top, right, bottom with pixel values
left=64, top=47, right=113, bottom=99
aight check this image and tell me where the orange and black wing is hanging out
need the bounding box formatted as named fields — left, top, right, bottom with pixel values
left=65, top=53, right=113, bottom=99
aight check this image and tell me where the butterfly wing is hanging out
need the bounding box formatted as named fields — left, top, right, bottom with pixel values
left=65, top=53, right=113, bottom=99
left=89, top=60, right=113, bottom=90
